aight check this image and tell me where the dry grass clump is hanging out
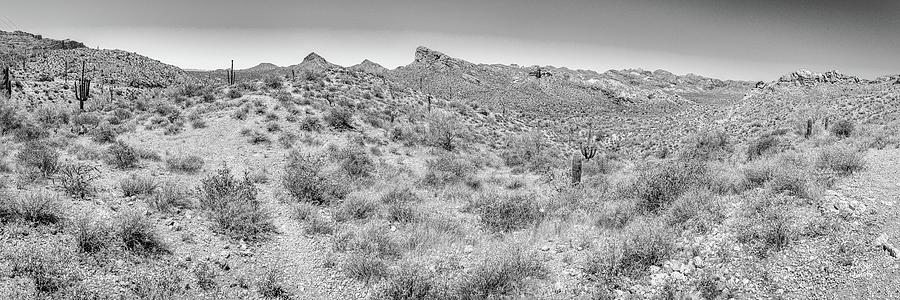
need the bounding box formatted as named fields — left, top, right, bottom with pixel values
left=116, top=209, right=169, bottom=254
left=54, top=162, right=100, bottom=199
left=334, top=195, right=380, bottom=222
left=454, top=244, right=547, bottom=299
left=663, top=187, right=725, bottom=233
left=374, top=263, right=440, bottom=300
left=120, top=174, right=157, bottom=197
left=299, top=115, right=323, bottom=132
left=678, top=130, right=731, bottom=161
left=734, top=191, right=797, bottom=256
left=742, top=153, right=812, bottom=199
left=627, top=160, right=708, bottom=213
left=500, top=132, right=556, bottom=172
left=329, top=145, right=374, bottom=178
left=1, top=190, right=65, bottom=225
left=342, top=252, right=389, bottom=283
left=282, top=151, right=350, bottom=205
left=423, top=152, right=475, bottom=186
left=467, top=191, right=543, bottom=232
left=324, top=107, right=354, bottom=130
left=105, top=140, right=140, bottom=169
left=165, top=154, right=204, bottom=173
left=16, top=140, right=60, bottom=177
left=830, top=119, right=854, bottom=138
left=583, top=217, right=675, bottom=280
left=71, top=214, right=115, bottom=253
left=148, top=181, right=192, bottom=213
left=198, top=166, right=274, bottom=241
left=815, top=144, right=864, bottom=175
left=8, top=242, right=80, bottom=295
left=257, top=268, right=292, bottom=299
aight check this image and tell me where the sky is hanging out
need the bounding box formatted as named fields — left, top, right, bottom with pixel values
left=3, top=0, right=899, bottom=80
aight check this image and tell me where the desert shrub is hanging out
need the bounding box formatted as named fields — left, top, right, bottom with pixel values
left=166, top=154, right=204, bottom=173
left=584, top=217, right=675, bottom=279
left=678, top=130, right=731, bottom=161
left=347, top=224, right=403, bottom=258
left=148, top=181, right=191, bottom=213
left=72, top=214, right=114, bottom=253
left=342, top=253, right=389, bottom=283
left=816, top=144, right=864, bottom=175
left=54, top=162, right=100, bottom=199
left=423, top=152, right=475, bottom=186
left=14, top=121, right=50, bottom=142
left=105, top=141, right=140, bottom=169
left=243, top=129, right=271, bottom=144
left=746, top=134, right=779, bottom=161
left=227, top=89, right=242, bottom=99
left=331, top=145, right=374, bottom=178
left=469, top=192, right=543, bottom=232
left=744, top=154, right=811, bottom=199
left=389, top=122, right=426, bottom=146
left=117, top=209, right=169, bottom=254
left=120, top=174, right=157, bottom=197
left=135, top=147, right=162, bottom=161
left=381, top=187, right=422, bottom=204
left=299, top=115, right=323, bottom=132
left=2, top=191, right=65, bottom=224
left=500, top=132, right=555, bottom=172
left=16, top=140, right=60, bottom=177
left=334, top=196, right=380, bottom=222
left=454, top=245, right=546, bottom=299
left=8, top=243, right=79, bottom=294
left=282, top=151, right=350, bottom=205
left=264, top=76, right=283, bottom=89
left=291, top=202, right=317, bottom=221
left=425, top=110, right=465, bottom=151
left=129, top=267, right=185, bottom=299
left=324, top=107, right=354, bottom=130
left=232, top=105, right=250, bottom=120
left=374, top=263, right=439, bottom=300
left=664, top=188, right=725, bottom=233
left=593, top=198, right=639, bottom=229
left=0, top=102, right=23, bottom=134
left=273, top=90, right=293, bottom=103
left=628, top=160, right=707, bottom=213
left=91, top=123, right=117, bottom=144
left=265, top=121, right=281, bottom=133
left=734, top=191, right=797, bottom=256
left=277, top=131, right=298, bottom=148
left=257, top=269, right=292, bottom=299
left=830, top=120, right=854, bottom=138
left=304, top=213, right=335, bottom=235
left=198, top=166, right=274, bottom=241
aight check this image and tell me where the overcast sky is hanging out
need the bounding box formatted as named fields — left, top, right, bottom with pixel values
left=4, top=0, right=899, bottom=80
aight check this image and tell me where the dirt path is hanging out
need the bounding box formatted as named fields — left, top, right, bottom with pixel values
left=821, top=149, right=900, bottom=299
left=123, top=97, right=363, bottom=299
left=774, top=148, right=900, bottom=299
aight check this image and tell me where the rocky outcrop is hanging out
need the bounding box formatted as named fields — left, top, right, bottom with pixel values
left=290, top=52, right=340, bottom=72
left=778, top=69, right=860, bottom=85
left=349, top=59, right=387, bottom=74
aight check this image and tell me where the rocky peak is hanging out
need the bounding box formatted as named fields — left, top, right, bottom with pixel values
left=303, top=52, right=328, bottom=64
left=779, top=69, right=860, bottom=85
left=414, top=46, right=449, bottom=64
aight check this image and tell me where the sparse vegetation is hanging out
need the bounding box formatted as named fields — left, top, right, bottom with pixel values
left=166, top=154, right=204, bottom=173
left=198, top=166, right=274, bottom=241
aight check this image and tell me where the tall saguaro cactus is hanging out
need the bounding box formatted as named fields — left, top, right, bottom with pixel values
left=571, top=130, right=599, bottom=186
left=74, top=61, right=90, bottom=111
left=1, top=66, right=11, bottom=100
left=227, top=60, right=235, bottom=85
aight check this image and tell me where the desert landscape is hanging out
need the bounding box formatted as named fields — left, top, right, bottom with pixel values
left=1, top=4, right=900, bottom=299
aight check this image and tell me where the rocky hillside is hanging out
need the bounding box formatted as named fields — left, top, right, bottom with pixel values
left=1, top=30, right=193, bottom=89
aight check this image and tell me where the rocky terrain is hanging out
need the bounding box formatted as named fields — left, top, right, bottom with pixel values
left=1, top=30, right=900, bottom=300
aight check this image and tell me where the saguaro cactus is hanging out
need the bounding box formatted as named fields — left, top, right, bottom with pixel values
left=74, top=61, right=90, bottom=111
left=571, top=130, right=599, bottom=185
left=1, top=66, right=11, bottom=100
left=227, top=60, right=235, bottom=85
left=804, top=119, right=813, bottom=138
